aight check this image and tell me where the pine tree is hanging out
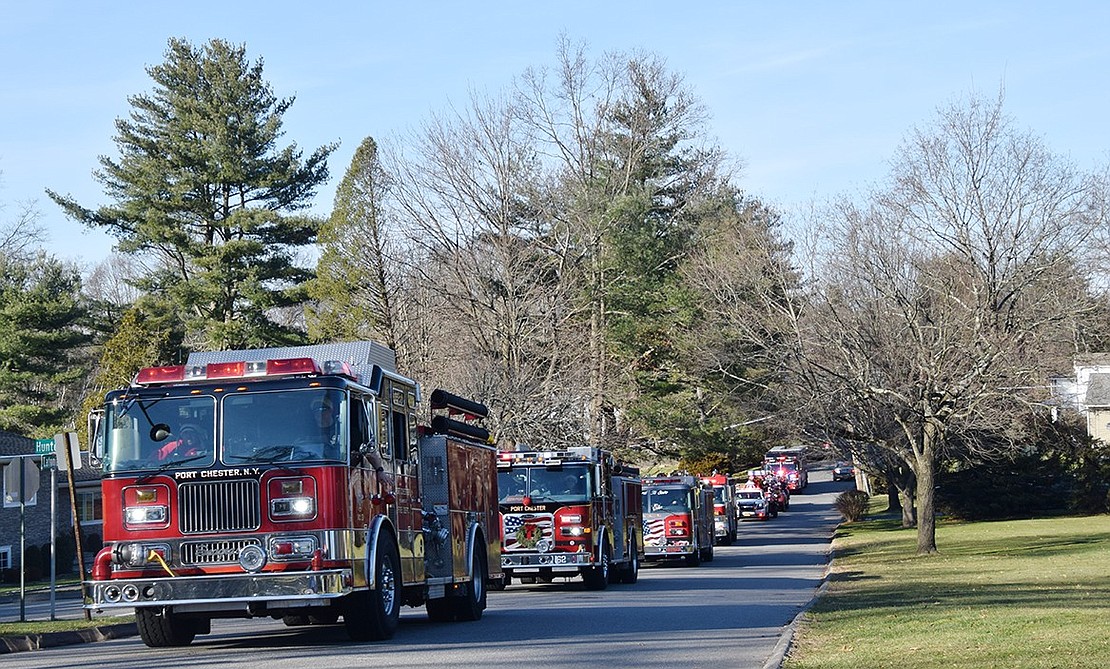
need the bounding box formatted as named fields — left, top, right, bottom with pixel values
left=307, top=136, right=397, bottom=347
left=0, top=254, right=89, bottom=435
left=49, top=37, right=335, bottom=350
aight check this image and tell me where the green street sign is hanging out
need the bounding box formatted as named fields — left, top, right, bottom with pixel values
left=35, top=438, right=54, bottom=455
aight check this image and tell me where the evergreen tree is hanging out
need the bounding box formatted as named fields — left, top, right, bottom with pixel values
left=78, top=307, right=177, bottom=435
left=48, top=37, right=335, bottom=350
left=307, top=136, right=398, bottom=347
left=0, top=253, right=89, bottom=435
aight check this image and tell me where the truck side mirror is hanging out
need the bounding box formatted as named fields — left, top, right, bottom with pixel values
left=87, top=409, right=105, bottom=460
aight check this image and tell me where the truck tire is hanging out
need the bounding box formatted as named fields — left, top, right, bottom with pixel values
left=685, top=548, right=701, bottom=567
left=615, top=538, right=639, bottom=584
left=345, top=531, right=401, bottom=641
left=453, top=545, right=488, bottom=621
left=582, top=543, right=610, bottom=590
left=136, top=608, right=199, bottom=647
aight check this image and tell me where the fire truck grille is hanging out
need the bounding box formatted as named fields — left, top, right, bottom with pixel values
left=178, top=479, right=261, bottom=534
left=181, top=538, right=261, bottom=565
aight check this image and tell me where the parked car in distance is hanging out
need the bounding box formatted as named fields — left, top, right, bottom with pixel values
left=832, top=461, right=856, bottom=482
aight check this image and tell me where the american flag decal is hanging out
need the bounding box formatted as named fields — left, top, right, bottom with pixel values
left=503, top=513, right=555, bottom=552
left=643, top=517, right=667, bottom=546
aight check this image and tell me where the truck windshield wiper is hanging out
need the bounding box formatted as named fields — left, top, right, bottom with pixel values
left=225, top=444, right=304, bottom=471
left=136, top=454, right=208, bottom=484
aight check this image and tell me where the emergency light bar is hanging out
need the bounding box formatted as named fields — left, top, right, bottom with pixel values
left=133, top=357, right=355, bottom=386
left=497, top=449, right=587, bottom=465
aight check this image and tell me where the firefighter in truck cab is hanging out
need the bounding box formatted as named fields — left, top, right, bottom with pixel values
left=496, top=447, right=643, bottom=590
left=86, top=342, right=500, bottom=648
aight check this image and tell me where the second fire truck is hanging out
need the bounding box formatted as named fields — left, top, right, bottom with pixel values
left=700, top=473, right=738, bottom=545
left=641, top=475, right=715, bottom=566
left=85, top=342, right=501, bottom=647
left=496, top=446, right=643, bottom=589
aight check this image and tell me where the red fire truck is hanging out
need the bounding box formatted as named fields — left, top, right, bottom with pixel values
left=764, top=446, right=809, bottom=492
left=641, top=475, right=714, bottom=566
left=85, top=342, right=501, bottom=647
left=496, top=446, right=642, bottom=589
left=699, top=473, right=737, bottom=545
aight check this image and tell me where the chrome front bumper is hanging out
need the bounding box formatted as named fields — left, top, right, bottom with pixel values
left=87, top=569, right=351, bottom=612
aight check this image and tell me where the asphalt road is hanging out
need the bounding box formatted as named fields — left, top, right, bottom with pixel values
left=2, top=470, right=850, bottom=668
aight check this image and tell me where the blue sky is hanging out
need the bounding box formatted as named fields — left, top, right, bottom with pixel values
left=2, top=1, right=1108, bottom=268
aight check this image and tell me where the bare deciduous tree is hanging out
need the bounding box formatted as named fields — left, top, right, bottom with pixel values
left=799, top=91, right=1107, bottom=553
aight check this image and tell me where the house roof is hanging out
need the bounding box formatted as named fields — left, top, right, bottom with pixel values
left=0, top=429, right=34, bottom=457
left=1087, top=373, right=1110, bottom=408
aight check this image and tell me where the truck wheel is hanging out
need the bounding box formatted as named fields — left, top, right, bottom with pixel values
left=453, top=546, right=488, bottom=621
left=582, top=543, right=610, bottom=590
left=685, top=548, right=701, bottom=567
left=616, top=539, right=639, bottom=584
left=703, top=544, right=715, bottom=562
left=136, top=608, right=198, bottom=647
left=345, top=531, right=401, bottom=641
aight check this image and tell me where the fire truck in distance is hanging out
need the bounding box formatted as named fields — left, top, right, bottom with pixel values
left=85, top=342, right=501, bottom=647
left=641, top=475, right=714, bottom=566
left=764, top=446, right=809, bottom=492
left=699, top=474, right=737, bottom=545
left=496, top=447, right=643, bottom=589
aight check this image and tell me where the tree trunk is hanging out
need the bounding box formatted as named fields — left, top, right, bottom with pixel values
left=884, top=469, right=901, bottom=513
left=899, top=487, right=915, bottom=528
left=914, top=430, right=938, bottom=554
left=891, top=466, right=916, bottom=528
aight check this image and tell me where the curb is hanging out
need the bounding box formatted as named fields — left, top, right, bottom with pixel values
left=0, top=622, right=138, bottom=654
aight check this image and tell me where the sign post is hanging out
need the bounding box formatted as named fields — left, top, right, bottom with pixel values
left=4, top=456, right=39, bottom=622
left=55, top=432, right=90, bottom=620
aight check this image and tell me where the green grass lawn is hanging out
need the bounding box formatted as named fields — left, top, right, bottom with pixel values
left=785, top=513, right=1110, bottom=669
left=0, top=576, right=133, bottom=636
left=0, top=616, right=134, bottom=636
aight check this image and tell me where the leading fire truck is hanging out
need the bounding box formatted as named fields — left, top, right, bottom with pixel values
left=641, top=475, right=714, bottom=566
left=496, top=446, right=642, bottom=589
left=85, top=342, right=501, bottom=647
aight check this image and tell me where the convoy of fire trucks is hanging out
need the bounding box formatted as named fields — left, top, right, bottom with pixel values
left=81, top=338, right=824, bottom=646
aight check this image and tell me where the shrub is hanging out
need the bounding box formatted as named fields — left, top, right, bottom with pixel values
left=836, top=489, right=871, bottom=522
left=23, top=544, right=43, bottom=581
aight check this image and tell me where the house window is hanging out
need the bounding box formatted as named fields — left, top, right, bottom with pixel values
left=77, top=489, right=103, bottom=521
left=0, top=546, right=11, bottom=571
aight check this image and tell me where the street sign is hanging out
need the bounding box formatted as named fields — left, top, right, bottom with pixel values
left=34, top=438, right=54, bottom=455
left=53, top=432, right=81, bottom=471
left=3, top=458, right=40, bottom=503
left=41, top=454, right=57, bottom=470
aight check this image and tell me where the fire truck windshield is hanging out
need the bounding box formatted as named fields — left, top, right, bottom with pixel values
left=222, top=388, right=347, bottom=465
left=102, top=388, right=349, bottom=472
left=103, top=396, right=217, bottom=472
left=643, top=487, right=690, bottom=513
left=498, top=466, right=589, bottom=503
